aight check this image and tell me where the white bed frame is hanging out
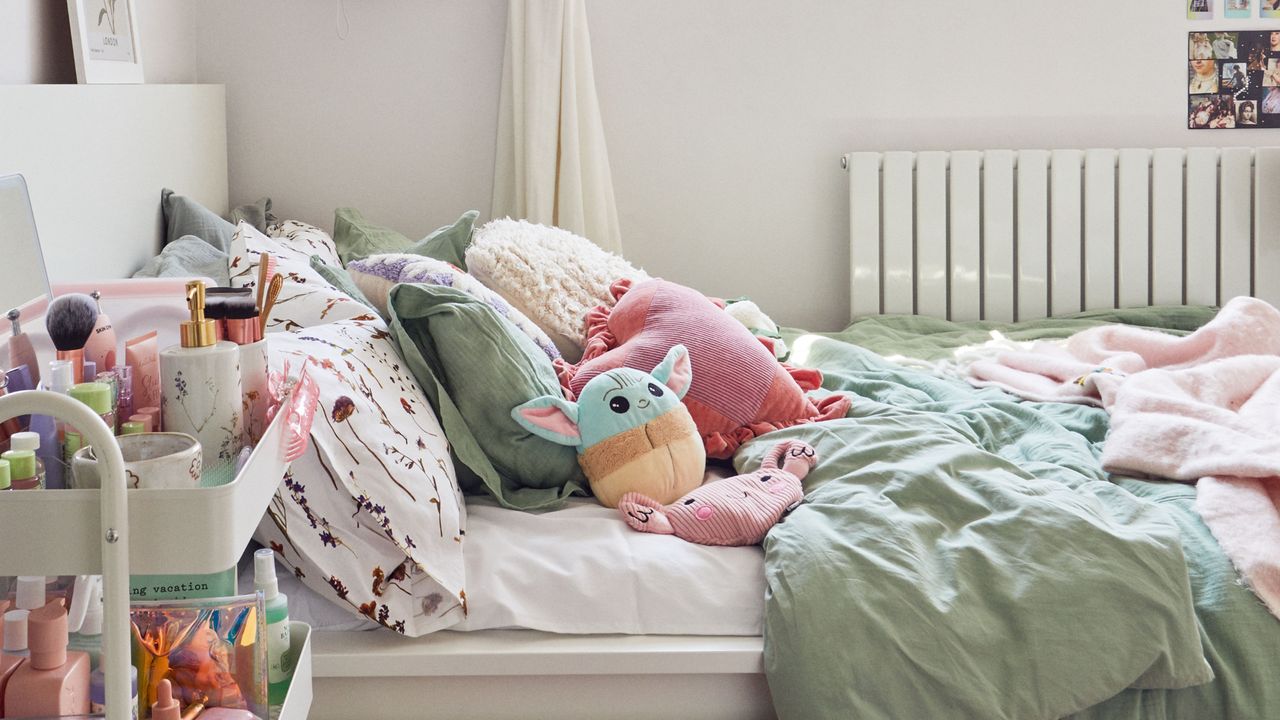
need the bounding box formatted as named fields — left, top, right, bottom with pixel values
left=12, top=97, right=1272, bottom=719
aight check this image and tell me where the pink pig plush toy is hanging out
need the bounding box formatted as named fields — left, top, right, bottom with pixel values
left=618, top=440, right=816, bottom=546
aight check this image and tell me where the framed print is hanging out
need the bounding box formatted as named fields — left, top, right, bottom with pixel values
left=1189, top=31, right=1280, bottom=129
left=1225, top=0, right=1252, bottom=19
left=66, top=0, right=144, bottom=84
left=1188, top=0, right=1214, bottom=20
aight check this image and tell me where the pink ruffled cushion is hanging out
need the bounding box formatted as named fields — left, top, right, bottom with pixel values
left=556, top=279, right=850, bottom=459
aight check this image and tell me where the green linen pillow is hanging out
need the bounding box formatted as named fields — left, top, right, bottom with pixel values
left=406, top=210, right=478, bottom=269
left=332, top=208, right=478, bottom=267
left=308, top=255, right=384, bottom=320
left=387, top=283, right=586, bottom=510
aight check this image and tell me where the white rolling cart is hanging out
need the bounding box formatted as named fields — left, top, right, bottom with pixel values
left=0, top=387, right=314, bottom=720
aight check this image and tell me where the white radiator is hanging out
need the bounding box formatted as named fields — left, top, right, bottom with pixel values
left=844, top=147, right=1280, bottom=322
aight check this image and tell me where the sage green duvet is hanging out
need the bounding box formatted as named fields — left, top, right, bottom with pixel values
left=736, top=308, right=1280, bottom=720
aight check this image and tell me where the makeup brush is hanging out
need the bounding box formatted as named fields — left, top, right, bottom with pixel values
left=7, top=308, right=40, bottom=387
left=81, top=290, right=117, bottom=372
left=44, top=293, right=98, bottom=384
left=260, top=274, right=284, bottom=334
left=206, top=287, right=259, bottom=345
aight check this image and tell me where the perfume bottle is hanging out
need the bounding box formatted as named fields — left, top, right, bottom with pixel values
left=160, top=281, right=244, bottom=471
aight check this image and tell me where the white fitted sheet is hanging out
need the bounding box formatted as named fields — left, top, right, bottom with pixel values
left=257, top=478, right=766, bottom=637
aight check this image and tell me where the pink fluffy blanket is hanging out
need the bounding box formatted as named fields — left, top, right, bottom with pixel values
left=967, top=297, right=1280, bottom=620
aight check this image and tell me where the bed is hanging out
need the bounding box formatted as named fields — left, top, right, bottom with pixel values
left=7, top=85, right=1279, bottom=719
left=289, top=148, right=1280, bottom=720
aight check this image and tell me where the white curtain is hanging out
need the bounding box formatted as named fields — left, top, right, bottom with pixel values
left=491, top=0, right=623, bottom=253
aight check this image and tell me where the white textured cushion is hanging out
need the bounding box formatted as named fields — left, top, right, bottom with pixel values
left=465, top=218, right=648, bottom=361
left=229, top=222, right=374, bottom=332
left=255, top=317, right=467, bottom=636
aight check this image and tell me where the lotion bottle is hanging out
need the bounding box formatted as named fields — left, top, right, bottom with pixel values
left=0, top=609, right=29, bottom=711
left=255, top=548, right=292, bottom=705
left=2, top=601, right=91, bottom=718
left=160, top=281, right=244, bottom=472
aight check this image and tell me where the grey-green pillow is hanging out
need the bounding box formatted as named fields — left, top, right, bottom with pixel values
left=228, top=196, right=275, bottom=232
left=309, top=255, right=384, bottom=320
left=161, top=189, right=276, bottom=252
left=162, top=188, right=236, bottom=252
left=387, top=283, right=586, bottom=510
left=133, top=235, right=230, bottom=285
left=333, top=208, right=478, bottom=267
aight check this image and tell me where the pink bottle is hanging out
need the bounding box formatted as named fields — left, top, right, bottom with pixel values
left=3, top=601, right=90, bottom=718
left=1, top=609, right=31, bottom=713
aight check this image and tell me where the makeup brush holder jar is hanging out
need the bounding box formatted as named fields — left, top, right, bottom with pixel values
left=240, top=338, right=270, bottom=446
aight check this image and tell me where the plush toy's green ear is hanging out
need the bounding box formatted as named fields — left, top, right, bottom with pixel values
left=649, top=344, right=693, bottom=400
left=512, top=395, right=582, bottom=447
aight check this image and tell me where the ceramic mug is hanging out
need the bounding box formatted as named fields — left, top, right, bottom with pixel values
left=71, top=432, right=202, bottom=490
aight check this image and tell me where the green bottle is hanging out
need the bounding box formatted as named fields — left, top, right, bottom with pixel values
left=254, top=548, right=292, bottom=705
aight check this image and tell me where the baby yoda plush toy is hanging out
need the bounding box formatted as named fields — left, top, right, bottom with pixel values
left=512, top=344, right=706, bottom=508
left=617, top=440, right=815, bottom=546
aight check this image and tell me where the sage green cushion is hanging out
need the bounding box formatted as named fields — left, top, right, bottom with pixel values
left=406, top=210, right=478, bottom=269
left=332, top=208, right=478, bottom=267
left=387, top=283, right=586, bottom=510
left=308, top=255, right=384, bottom=320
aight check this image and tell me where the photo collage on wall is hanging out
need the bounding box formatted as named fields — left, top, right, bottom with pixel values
left=1188, top=31, right=1280, bottom=128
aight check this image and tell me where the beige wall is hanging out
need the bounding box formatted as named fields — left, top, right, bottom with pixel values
left=11, top=1, right=1270, bottom=328
left=195, top=0, right=1279, bottom=330
left=195, top=0, right=508, bottom=246
left=0, top=0, right=196, bottom=84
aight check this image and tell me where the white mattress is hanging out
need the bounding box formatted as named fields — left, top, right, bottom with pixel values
left=249, top=479, right=766, bottom=637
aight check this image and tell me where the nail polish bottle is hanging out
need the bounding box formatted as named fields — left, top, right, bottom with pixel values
left=149, top=678, right=180, bottom=720
left=13, top=577, right=45, bottom=612
left=2, top=601, right=91, bottom=717
left=0, top=458, right=9, bottom=492
left=88, top=664, right=136, bottom=718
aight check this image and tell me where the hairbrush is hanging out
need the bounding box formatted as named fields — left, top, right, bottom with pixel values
left=259, top=274, right=284, bottom=334
left=44, top=293, right=99, bottom=383
left=256, top=251, right=274, bottom=312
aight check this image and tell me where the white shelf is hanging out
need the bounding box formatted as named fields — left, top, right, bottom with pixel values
left=0, top=279, right=312, bottom=719
left=0, top=386, right=294, bottom=577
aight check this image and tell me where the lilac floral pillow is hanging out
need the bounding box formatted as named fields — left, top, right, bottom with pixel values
left=348, top=254, right=560, bottom=360
left=254, top=317, right=468, bottom=636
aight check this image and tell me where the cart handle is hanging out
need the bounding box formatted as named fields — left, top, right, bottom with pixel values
left=0, top=389, right=132, bottom=720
